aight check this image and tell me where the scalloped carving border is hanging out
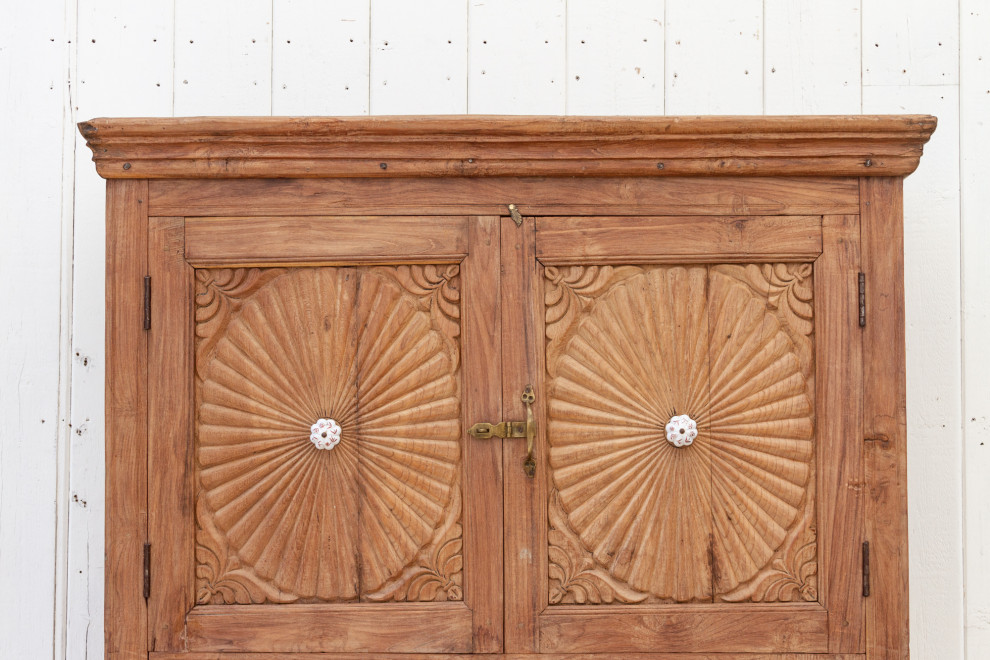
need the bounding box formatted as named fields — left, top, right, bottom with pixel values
left=545, top=263, right=818, bottom=605
left=193, top=265, right=464, bottom=605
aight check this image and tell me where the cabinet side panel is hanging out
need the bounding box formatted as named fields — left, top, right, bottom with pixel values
left=105, top=179, right=149, bottom=659
left=861, top=177, right=910, bottom=659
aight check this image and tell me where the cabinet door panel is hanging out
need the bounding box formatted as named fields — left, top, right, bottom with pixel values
left=504, top=215, right=863, bottom=655
left=148, top=215, right=501, bottom=654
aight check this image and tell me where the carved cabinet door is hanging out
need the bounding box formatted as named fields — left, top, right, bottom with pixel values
left=146, top=215, right=502, bottom=654
left=502, top=215, right=865, bottom=655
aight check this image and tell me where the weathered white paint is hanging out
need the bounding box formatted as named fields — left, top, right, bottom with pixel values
left=763, top=0, right=861, bottom=114
left=664, top=0, right=763, bottom=115
left=863, top=0, right=959, bottom=87
left=862, top=2, right=965, bottom=655
left=467, top=0, right=566, bottom=114
left=864, top=83, right=964, bottom=660
left=0, top=0, right=71, bottom=656
left=272, top=0, right=370, bottom=115
left=0, top=2, right=985, bottom=658
left=961, top=1, right=990, bottom=656
left=67, top=4, right=177, bottom=658
left=565, top=1, right=664, bottom=114
left=173, top=0, right=273, bottom=115
left=370, top=0, right=467, bottom=114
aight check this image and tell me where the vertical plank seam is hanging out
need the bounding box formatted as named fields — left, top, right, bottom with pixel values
left=171, top=0, right=177, bottom=116
left=563, top=0, right=569, bottom=115
left=956, top=5, right=969, bottom=657
left=959, top=4, right=970, bottom=658
left=170, top=0, right=176, bottom=118
left=54, top=0, right=80, bottom=656
left=858, top=0, right=863, bottom=115
left=367, top=0, right=373, bottom=115
left=464, top=0, right=469, bottom=113
left=761, top=0, right=766, bottom=115
left=662, top=0, right=668, bottom=115
left=269, top=0, right=274, bottom=116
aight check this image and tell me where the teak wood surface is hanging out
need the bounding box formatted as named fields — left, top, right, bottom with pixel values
left=85, top=115, right=935, bottom=660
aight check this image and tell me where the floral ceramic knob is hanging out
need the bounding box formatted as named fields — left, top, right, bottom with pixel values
left=310, top=418, right=342, bottom=450
left=665, top=414, right=697, bottom=448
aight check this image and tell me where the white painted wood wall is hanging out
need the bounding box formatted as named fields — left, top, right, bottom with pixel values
left=0, top=1, right=985, bottom=657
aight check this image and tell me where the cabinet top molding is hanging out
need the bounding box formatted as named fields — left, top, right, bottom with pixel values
left=78, top=114, right=936, bottom=180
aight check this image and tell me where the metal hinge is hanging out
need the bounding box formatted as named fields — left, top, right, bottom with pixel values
left=858, top=272, right=866, bottom=328
left=143, top=542, right=151, bottom=599
left=507, top=203, right=523, bottom=227
left=862, top=541, right=870, bottom=597
left=143, top=276, right=152, bottom=331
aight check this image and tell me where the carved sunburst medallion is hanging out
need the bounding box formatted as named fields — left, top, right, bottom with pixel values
left=194, top=266, right=463, bottom=604
left=546, top=264, right=816, bottom=604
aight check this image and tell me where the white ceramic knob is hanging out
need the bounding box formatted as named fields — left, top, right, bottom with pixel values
left=665, top=414, right=698, bottom=448
left=310, top=418, right=342, bottom=450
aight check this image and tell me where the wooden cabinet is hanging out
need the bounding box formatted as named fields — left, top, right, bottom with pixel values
left=81, top=115, right=935, bottom=659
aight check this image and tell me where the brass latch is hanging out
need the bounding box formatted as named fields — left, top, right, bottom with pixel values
left=508, top=203, right=523, bottom=227
left=468, top=385, right=537, bottom=477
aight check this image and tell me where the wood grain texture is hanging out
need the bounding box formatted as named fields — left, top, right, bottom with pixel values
left=91, top=116, right=929, bottom=659
left=104, top=179, right=149, bottom=659
left=185, top=603, right=472, bottom=653
left=501, top=216, right=545, bottom=654
left=78, top=115, right=936, bottom=179
left=545, top=265, right=714, bottom=604
left=539, top=605, right=828, bottom=654
left=147, top=217, right=194, bottom=651
left=184, top=216, right=470, bottom=265
left=708, top=265, right=817, bottom=604
left=816, top=216, right=864, bottom=653
left=535, top=216, right=823, bottom=264
left=460, top=216, right=504, bottom=652
left=544, top=264, right=817, bottom=605
left=149, top=176, right=862, bottom=218
left=193, top=266, right=463, bottom=604
left=861, top=177, right=910, bottom=659
left=152, top=654, right=863, bottom=660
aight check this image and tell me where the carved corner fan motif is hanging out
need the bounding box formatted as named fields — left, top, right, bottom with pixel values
left=545, top=264, right=817, bottom=605
left=194, top=265, right=463, bottom=605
